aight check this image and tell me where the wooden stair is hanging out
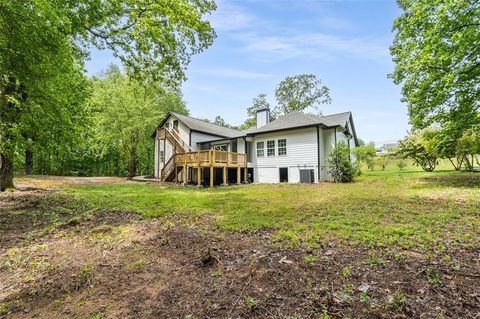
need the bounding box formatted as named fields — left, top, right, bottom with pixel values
left=157, top=128, right=191, bottom=182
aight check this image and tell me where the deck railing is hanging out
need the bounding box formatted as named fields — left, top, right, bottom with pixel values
left=174, top=150, right=246, bottom=167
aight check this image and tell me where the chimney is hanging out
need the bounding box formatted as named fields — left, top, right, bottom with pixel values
left=256, top=107, right=270, bottom=128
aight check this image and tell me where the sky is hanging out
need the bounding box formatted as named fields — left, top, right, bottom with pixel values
left=84, top=0, right=409, bottom=145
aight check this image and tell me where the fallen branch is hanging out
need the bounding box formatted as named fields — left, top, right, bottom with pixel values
left=227, top=274, right=252, bottom=318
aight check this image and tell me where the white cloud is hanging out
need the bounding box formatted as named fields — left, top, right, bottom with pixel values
left=209, top=1, right=257, bottom=32
left=235, top=31, right=390, bottom=63
left=194, top=67, right=272, bottom=79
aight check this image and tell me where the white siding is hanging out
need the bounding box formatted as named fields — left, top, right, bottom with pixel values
left=252, top=127, right=319, bottom=183
left=256, top=110, right=268, bottom=128
left=190, top=131, right=223, bottom=150
left=154, top=138, right=159, bottom=178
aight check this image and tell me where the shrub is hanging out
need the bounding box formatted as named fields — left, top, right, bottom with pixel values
left=328, top=142, right=355, bottom=183
left=397, top=159, right=407, bottom=170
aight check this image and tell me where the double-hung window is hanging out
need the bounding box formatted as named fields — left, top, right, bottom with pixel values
left=267, top=140, right=275, bottom=157
left=256, top=141, right=264, bottom=157
left=278, top=139, right=287, bottom=156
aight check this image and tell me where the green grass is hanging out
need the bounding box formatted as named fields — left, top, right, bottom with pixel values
left=62, top=167, right=480, bottom=251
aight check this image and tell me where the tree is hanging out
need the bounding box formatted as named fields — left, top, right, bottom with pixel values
left=0, top=0, right=216, bottom=191
left=274, top=74, right=331, bottom=116
left=240, top=93, right=271, bottom=130
left=390, top=1, right=480, bottom=129
left=456, top=129, right=480, bottom=171
left=328, top=142, right=355, bottom=183
left=90, top=66, right=187, bottom=178
left=397, top=159, right=407, bottom=170
left=214, top=116, right=225, bottom=127
left=352, top=142, right=376, bottom=172
left=398, top=129, right=438, bottom=172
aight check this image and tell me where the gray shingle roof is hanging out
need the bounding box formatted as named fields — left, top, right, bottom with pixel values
left=155, top=111, right=356, bottom=144
left=171, top=112, right=240, bottom=138
left=249, top=111, right=352, bottom=134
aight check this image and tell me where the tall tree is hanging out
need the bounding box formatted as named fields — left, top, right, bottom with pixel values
left=274, top=74, right=331, bottom=116
left=0, top=0, right=216, bottom=190
left=90, top=66, right=187, bottom=178
left=390, top=0, right=480, bottom=129
left=239, top=93, right=271, bottom=130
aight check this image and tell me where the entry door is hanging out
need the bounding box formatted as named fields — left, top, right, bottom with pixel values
left=279, top=167, right=288, bottom=183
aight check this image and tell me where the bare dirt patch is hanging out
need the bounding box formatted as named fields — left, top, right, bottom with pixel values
left=1, top=189, right=479, bottom=318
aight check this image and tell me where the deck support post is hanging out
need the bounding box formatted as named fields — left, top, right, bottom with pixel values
left=197, top=166, right=201, bottom=186
left=237, top=166, right=241, bottom=185
left=183, top=152, right=187, bottom=185
left=209, top=150, right=214, bottom=188
left=222, top=166, right=227, bottom=185
left=244, top=165, right=247, bottom=183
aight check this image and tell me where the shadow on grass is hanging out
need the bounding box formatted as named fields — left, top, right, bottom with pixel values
left=415, top=173, right=480, bottom=189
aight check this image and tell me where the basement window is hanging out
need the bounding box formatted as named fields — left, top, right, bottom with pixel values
left=267, top=140, right=275, bottom=157
left=278, top=139, right=287, bottom=156
left=256, top=141, right=264, bottom=157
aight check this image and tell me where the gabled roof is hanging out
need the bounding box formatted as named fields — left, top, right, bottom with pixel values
left=157, top=112, right=241, bottom=138
left=246, top=111, right=358, bottom=146
left=153, top=110, right=358, bottom=146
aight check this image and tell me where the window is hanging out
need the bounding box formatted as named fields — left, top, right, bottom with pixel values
left=267, top=140, right=275, bottom=156
left=159, top=150, right=165, bottom=163
left=256, top=141, right=264, bottom=157
left=173, top=120, right=179, bottom=131
left=213, top=144, right=228, bottom=151
left=278, top=139, right=287, bottom=156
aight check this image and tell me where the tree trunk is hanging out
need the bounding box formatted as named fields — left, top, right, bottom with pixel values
left=0, top=154, right=15, bottom=191
left=128, top=147, right=137, bottom=178
left=25, top=149, right=33, bottom=175
left=114, top=157, right=119, bottom=176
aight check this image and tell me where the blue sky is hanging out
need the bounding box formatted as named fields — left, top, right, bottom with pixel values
left=85, top=0, right=408, bottom=145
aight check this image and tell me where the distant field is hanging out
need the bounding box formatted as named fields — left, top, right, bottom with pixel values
left=2, top=169, right=479, bottom=318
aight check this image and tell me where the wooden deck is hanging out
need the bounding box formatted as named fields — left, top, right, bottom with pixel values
left=171, top=150, right=247, bottom=187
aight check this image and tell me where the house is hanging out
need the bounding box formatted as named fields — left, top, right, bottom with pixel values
left=376, top=142, right=398, bottom=154
left=152, top=108, right=358, bottom=187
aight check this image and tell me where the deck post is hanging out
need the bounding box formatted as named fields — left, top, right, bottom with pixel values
left=237, top=166, right=241, bottom=184
left=183, top=152, right=187, bottom=185
left=197, top=151, right=201, bottom=186
left=223, top=166, right=227, bottom=185
left=244, top=156, right=248, bottom=183
left=209, top=150, right=214, bottom=188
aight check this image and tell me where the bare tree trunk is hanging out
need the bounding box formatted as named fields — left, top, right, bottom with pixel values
left=0, top=154, right=14, bottom=191
left=25, top=149, right=33, bottom=175
left=128, top=147, right=137, bottom=178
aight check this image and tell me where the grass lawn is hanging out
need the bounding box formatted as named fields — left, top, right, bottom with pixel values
left=63, top=167, right=480, bottom=251
left=2, top=166, right=479, bottom=318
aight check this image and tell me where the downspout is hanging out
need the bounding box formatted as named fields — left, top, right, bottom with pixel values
left=316, top=126, right=321, bottom=182
left=334, top=127, right=337, bottom=146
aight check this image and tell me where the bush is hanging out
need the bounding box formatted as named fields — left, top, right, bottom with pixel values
left=397, top=159, right=407, bottom=170
left=328, top=142, right=355, bottom=183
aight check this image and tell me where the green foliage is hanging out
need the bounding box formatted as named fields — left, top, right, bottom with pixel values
left=244, top=295, right=259, bottom=309
left=0, top=0, right=216, bottom=190
left=375, top=155, right=390, bottom=171
left=328, top=142, right=355, bottom=183
left=353, top=143, right=376, bottom=171
left=385, top=291, right=407, bottom=311
left=89, top=65, right=187, bottom=177
left=397, top=159, right=407, bottom=170
left=239, top=93, right=271, bottom=130
left=398, top=130, right=438, bottom=172
left=274, top=74, right=331, bottom=116
left=456, top=129, right=480, bottom=171
left=390, top=0, right=480, bottom=129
